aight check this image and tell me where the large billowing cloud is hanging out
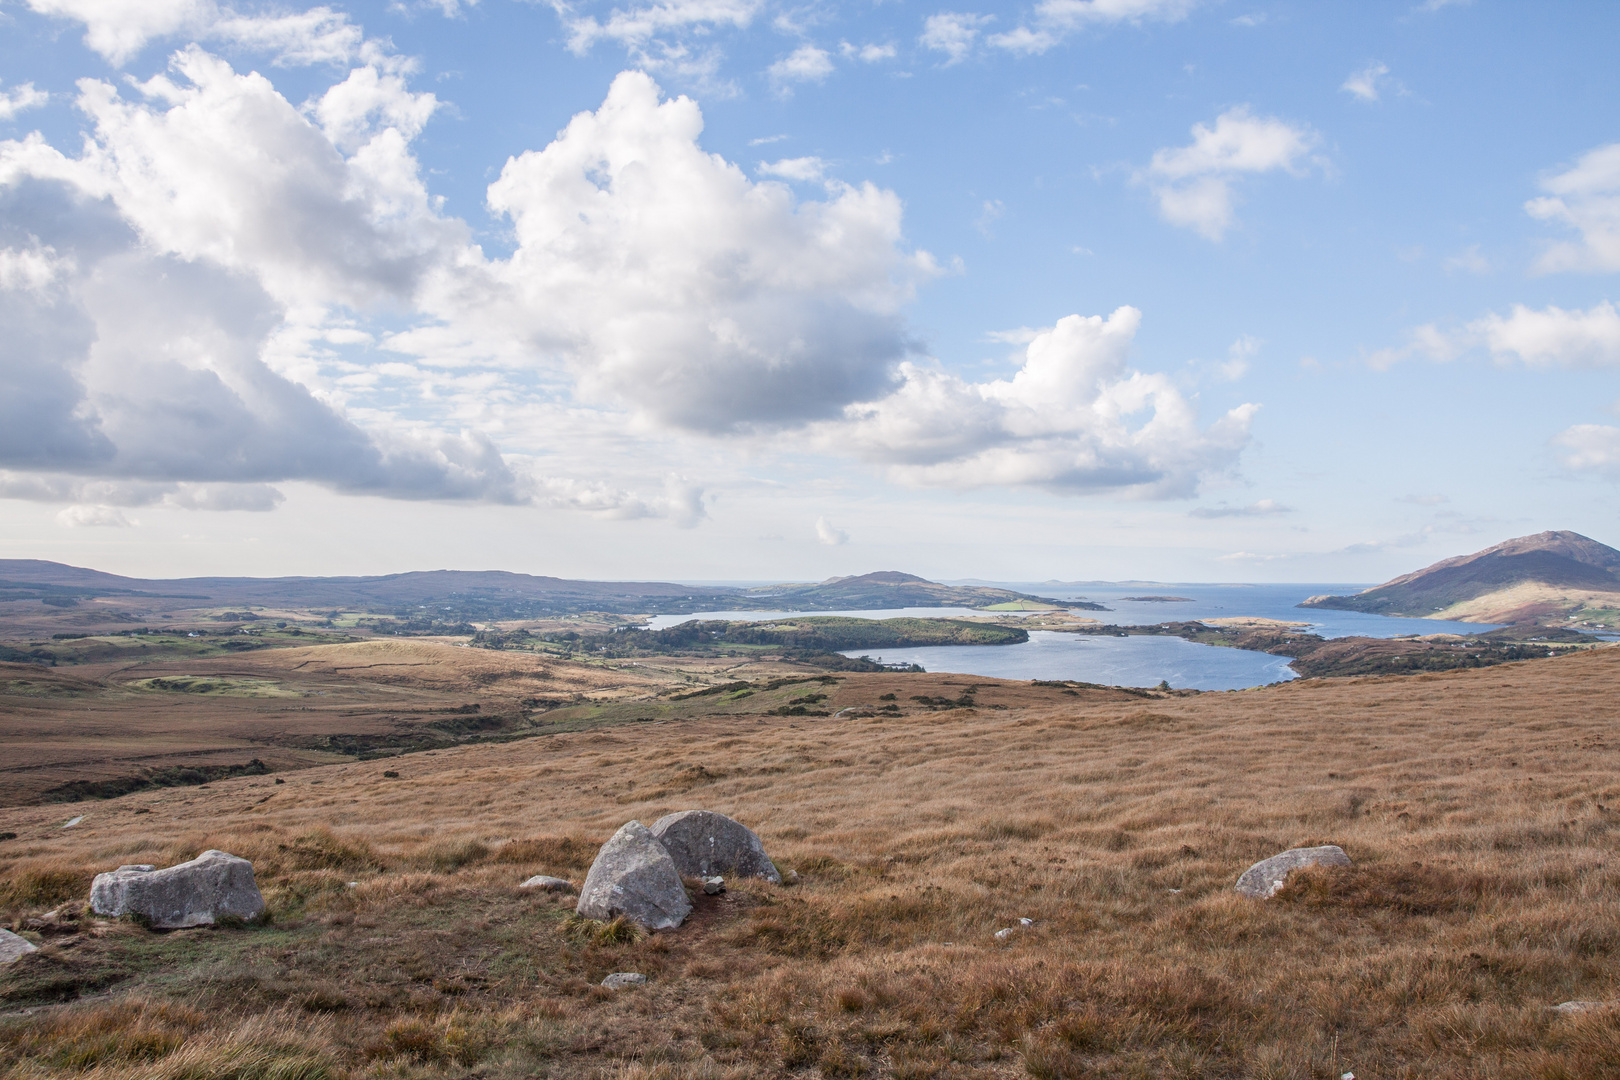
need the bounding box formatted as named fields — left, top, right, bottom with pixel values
left=838, top=307, right=1256, bottom=497
left=460, top=70, right=938, bottom=433
left=0, top=47, right=519, bottom=508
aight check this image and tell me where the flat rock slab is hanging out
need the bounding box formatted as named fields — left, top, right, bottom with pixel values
left=1235, top=845, right=1352, bottom=899
left=519, top=875, right=577, bottom=893
left=601, top=972, right=647, bottom=989
left=1552, top=1001, right=1613, bottom=1014
left=650, top=810, right=781, bottom=882
left=576, top=821, right=692, bottom=930
left=0, top=928, right=38, bottom=965
left=90, top=850, right=266, bottom=929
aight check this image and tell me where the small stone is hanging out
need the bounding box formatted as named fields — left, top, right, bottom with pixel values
left=61, top=816, right=83, bottom=828
left=519, top=875, right=577, bottom=893
left=0, top=929, right=38, bottom=965
left=1018, top=917, right=1034, bottom=927
left=90, top=849, right=266, bottom=929
left=1551, top=1000, right=1610, bottom=1014
left=994, top=927, right=1016, bottom=940
left=702, top=876, right=725, bottom=895
left=783, top=869, right=800, bottom=885
left=1234, top=845, right=1352, bottom=899
left=601, top=972, right=647, bottom=989
left=575, top=821, right=692, bottom=930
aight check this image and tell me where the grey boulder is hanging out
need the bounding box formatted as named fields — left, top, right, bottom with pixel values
left=1235, top=845, right=1351, bottom=899
left=601, top=972, right=647, bottom=989
left=650, top=810, right=781, bottom=883
left=0, top=928, right=38, bottom=965
left=519, top=875, right=577, bottom=893
left=89, top=850, right=265, bottom=928
left=575, top=821, right=692, bottom=930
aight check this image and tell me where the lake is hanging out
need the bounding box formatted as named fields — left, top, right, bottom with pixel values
left=842, top=630, right=1300, bottom=692
left=645, top=583, right=1504, bottom=691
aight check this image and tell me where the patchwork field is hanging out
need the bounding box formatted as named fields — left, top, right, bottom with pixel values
left=2, top=646, right=1619, bottom=1078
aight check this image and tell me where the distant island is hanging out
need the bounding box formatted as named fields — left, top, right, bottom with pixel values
left=746, top=572, right=1103, bottom=611
left=1119, top=595, right=1195, bottom=603
left=1299, top=530, right=1620, bottom=627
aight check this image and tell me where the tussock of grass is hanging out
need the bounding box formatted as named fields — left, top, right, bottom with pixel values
left=490, top=835, right=596, bottom=871
left=0, top=1004, right=340, bottom=1080
left=0, top=862, right=91, bottom=914
left=564, top=914, right=644, bottom=947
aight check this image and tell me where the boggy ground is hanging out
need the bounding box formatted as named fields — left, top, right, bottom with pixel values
left=3, top=653, right=1620, bottom=1079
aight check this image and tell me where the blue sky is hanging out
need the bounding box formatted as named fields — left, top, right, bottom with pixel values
left=0, top=0, right=1616, bottom=583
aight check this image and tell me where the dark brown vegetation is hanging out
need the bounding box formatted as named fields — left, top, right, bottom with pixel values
left=4, top=647, right=1620, bottom=1078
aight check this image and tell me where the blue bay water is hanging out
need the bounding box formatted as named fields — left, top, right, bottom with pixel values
left=645, top=583, right=1504, bottom=691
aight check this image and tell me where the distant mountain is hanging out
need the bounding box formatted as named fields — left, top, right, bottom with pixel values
left=1299, top=531, right=1620, bottom=625
left=0, top=560, right=746, bottom=616
left=0, top=562, right=1099, bottom=618
left=744, top=571, right=1102, bottom=611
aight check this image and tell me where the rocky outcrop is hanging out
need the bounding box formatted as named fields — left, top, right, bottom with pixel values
left=1234, top=845, right=1351, bottom=899
left=0, top=928, right=38, bottom=964
left=650, top=810, right=781, bottom=882
left=89, top=850, right=265, bottom=928
left=575, top=822, right=692, bottom=930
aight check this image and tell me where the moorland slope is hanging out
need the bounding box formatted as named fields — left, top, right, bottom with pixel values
left=4, top=650, right=1620, bottom=1077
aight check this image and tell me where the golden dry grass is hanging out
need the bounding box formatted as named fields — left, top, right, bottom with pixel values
left=4, top=649, right=1620, bottom=1077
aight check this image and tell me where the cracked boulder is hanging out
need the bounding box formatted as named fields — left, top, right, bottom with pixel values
left=575, top=821, right=692, bottom=930
left=650, top=810, right=781, bottom=882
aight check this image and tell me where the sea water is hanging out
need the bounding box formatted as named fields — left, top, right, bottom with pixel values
left=645, top=583, right=1504, bottom=691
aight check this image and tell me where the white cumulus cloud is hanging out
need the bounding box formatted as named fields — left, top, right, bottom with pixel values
left=815, top=515, right=848, bottom=545
left=0, top=47, right=519, bottom=503
left=757, top=156, right=826, bottom=181
left=1143, top=106, right=1320, bottom=240
left=57, top=504, right=135, bottom=527
left=550, top=0, right=761, bottom=86
left=1555, top=424, right=1620, bottom=478
left=25, top=0, right=377, bottom=68
left=471, top=71, right=939, bottom=433
left=840, top=42, right=896, bottom=63
left=921, top=12, right=992, bottom=64
left=768, top=45, right=834, bottom=88
left=1341, top=61, right=1389, bottom=101
left=0, top=82, right=49, bottom=121
left=836, top=306, right=1256, bottom=498
left=1471, top=301, right=1620, bottom=368
left=1526, top=142, right=1620, bottom=274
